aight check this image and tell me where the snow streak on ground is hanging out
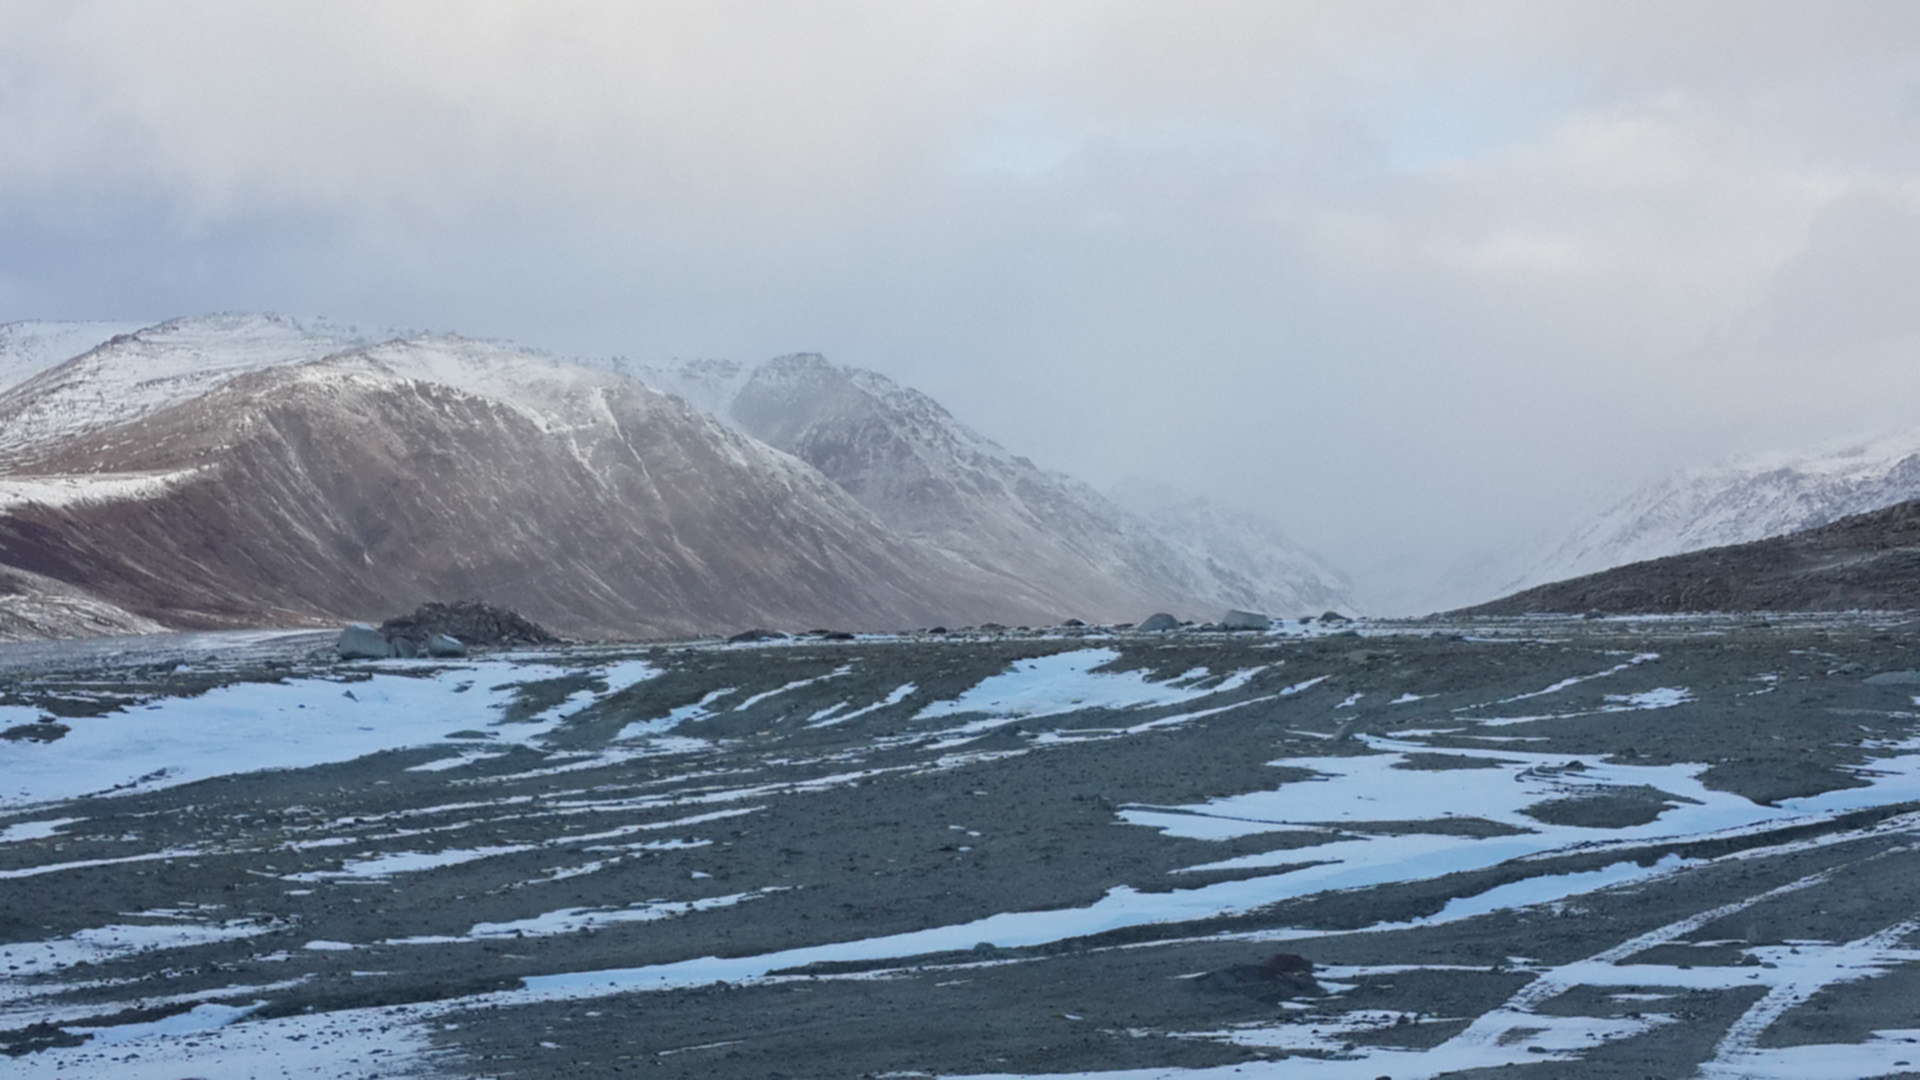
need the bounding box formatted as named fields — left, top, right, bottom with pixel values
left=916, top=649, right=1265, bottom=722
left=0, top=657, right=660, bottom=808
left=9, top=618, right=1920, bottom=1078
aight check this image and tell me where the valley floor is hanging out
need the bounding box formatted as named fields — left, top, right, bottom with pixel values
left=4, top=615, right=1920, bottom=1077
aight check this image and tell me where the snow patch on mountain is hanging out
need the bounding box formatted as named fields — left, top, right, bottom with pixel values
left=0, top=321, right=149, bottom=395
left=1519, top=428, right=1920, bottom=591
left=632, top=352, right=1358, bottom=620
left=1107, top=479, right=1356, bottom=616
left=0, top=469, right=213, bottom=513
left=0, top=314, right=395, bottom=463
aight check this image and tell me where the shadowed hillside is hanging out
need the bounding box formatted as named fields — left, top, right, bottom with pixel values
left=1459, top=499, right=1920, bottom=615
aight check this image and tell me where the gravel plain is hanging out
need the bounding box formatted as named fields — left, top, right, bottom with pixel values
left=4, top=614, right=1920, bottom=1078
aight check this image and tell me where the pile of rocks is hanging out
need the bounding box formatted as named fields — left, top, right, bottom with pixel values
left=335, top=600, right=560, bottom=660
left=381, top=600, right=559, bottom=649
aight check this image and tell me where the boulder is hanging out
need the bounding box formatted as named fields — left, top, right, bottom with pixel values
left=1062, top=618, right=1087, bottom=628
left=1319, top=610, right=1352, bottom=624
left=1136, top=612, right=1180, bottom=632
left=726, top=628, right=788, bottom=644
left=1193, top=951, right=1322, bottom=999
left=1864, top=670, right=1920, bottom=686
left=336, top=623, right=393, bottom=660
left=426, top=633, right=468, bottom=658
left=1220, top=609, right=1272, bottom=631
left=379, top=600, right=560, bottom=651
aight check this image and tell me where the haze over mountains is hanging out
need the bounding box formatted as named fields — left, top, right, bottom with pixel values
left=1466, top=496, right=1920, bottom=615
left=0, top=315, right=1355, bottom=640
left=618, top=353, right=1354, bottom=622
left=1512, top=432, right=1920, bottom=591
left=4, top=314, right=1918, bottom=640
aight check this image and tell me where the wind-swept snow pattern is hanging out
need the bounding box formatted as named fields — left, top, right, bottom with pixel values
left=10, top=615, right=1920, bottom=1078
left=917, top=649, right=1267, bottom=722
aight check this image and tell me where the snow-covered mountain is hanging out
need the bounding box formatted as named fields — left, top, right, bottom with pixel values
left=1515, top=429, right=1920, bottom=595
left=0, top=320, right=148, bottom=397
left=1106, top=479, right=1356, bottom=616
left=0, top=316, right=1355, bottom=637
left=621, top=353, right=1358, bottom=620
left=0, top=314, right=392, bottom=464
left=0, top=319, right=1064, bottom=637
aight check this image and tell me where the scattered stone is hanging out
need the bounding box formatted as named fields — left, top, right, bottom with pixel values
left=426, top=634, right=468, bottom=658
left=1, top=720, right=69, bottom=743
left=1194, top=952, right=1322, bottom=999
left=336, top=623, right=393, bottom=660
left=0, top=1019, right=87, bottom=1056
left=1136, top=612, right=1181, bottom=632
left=1220, top=609, right=1272, bottom=631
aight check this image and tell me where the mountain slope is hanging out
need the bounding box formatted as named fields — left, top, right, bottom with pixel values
left=0, top=320, right=148, bottom=396
left=1519, top=430, right=1920, bottom=594
left=626, top=353, right=1357, bottom=620
left=1106, top=480, right=1356, bottom=615
left=1461, top=498, right=1920, bottom=615
left=0, top=313, right=389, bottom=464
left=0, top=328, right=1063, bottom=637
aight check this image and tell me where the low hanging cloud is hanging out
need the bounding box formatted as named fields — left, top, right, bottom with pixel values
left=4, top=1, right=1919, bottom=608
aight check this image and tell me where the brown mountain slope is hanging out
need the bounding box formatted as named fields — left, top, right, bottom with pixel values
left=1459, top=498, right=1920, bottom=615
left=0, top=347, right=1064, bottom=637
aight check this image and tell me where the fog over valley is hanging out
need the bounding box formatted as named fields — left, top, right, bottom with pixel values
left=9, top=2, right=1920, bottom=612
left=10, top=9, right=1920, bottom=1080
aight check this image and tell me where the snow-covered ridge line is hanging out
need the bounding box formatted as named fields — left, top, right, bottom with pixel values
left=0, top=467, right=213, bottom=512
left=0, top=320, right=150, bottom=396
left=1515, top=425, right=1920, bottom=594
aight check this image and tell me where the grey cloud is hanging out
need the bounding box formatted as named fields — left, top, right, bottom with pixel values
left=5, top=1, right=1920, bottom=610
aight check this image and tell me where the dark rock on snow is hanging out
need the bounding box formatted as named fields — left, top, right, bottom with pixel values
left=425, top=633, right=468, bottom=658
left=1220, top=609, right=1272, bottom=631
left=1135, top=612, right=1181, bottom=632
left=1194, top=952, right=1322, bottom=999
left=336, top=623, right=392, bottom=660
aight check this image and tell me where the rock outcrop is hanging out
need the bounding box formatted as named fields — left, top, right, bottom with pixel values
left=1220, top=609, right=1272, bottom=631
left=336, top=623, right=392, bottom=660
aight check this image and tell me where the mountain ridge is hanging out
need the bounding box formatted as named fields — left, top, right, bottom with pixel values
left=1511, top=430, right=1920, bottom=597
left=1461, top=496, right=1920, bottom=615
left=0, top=316, right=1353, bottom=638
left=623, top=351, right=1358, bottom=620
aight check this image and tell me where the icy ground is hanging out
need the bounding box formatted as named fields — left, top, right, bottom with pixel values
left=4, top=614, right=1920, bottom=1077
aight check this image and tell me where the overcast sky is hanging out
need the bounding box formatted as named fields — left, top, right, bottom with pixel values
left=5, top=1, right=1920, bottom=608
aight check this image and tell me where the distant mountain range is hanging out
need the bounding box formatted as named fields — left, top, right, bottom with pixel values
left=616, top=353, right=1354, bottom=622
left=0, top=315, right=1356, bottom=639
